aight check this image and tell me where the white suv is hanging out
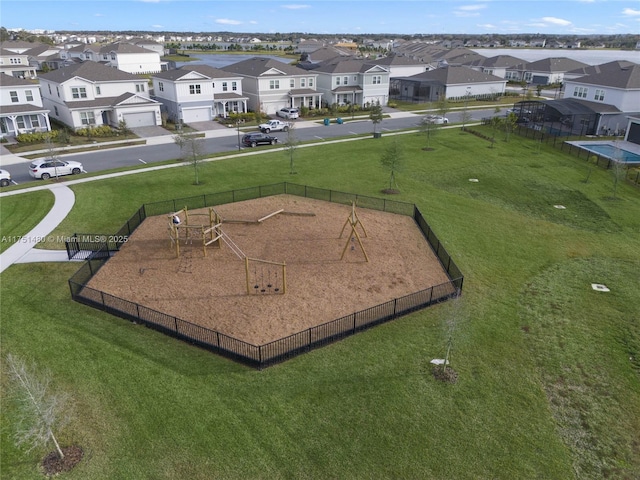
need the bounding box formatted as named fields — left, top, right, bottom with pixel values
left=29, top=160, right=84, bottom=180
left=276, top=108, right=299, bottom=119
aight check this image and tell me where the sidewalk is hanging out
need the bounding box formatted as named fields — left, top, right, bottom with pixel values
left=0, top=184, right=77, bottom=274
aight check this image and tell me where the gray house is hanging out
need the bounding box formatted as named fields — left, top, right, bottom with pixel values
left=390, top=65, right=506, bottom=103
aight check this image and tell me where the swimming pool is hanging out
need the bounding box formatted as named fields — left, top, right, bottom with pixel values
left=576, top=143, right=640, bottom=164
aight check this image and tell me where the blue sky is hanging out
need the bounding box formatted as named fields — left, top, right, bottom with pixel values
left=2, top=0, right=639, bottom=35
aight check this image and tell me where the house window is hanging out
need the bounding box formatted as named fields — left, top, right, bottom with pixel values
left=343, top=76, right=348, bottom=85
left=9, top=91, right=18, bottom=103
left=336, top=77, right=341, bottom=86
left=72, top=87, right=87, bottom=99
left=231, top=81, right=237, bottom=91
left=136, top=84, right=144, bottom=92
left=189, top=84, right=201, bottom=94
left=96, top=86, right=101, bottom=95
left=103, top=55, right=108, bottom=61
left=270, top=80, right=280, bottom=90
left=111, top=54, right=116, bottom=60
left=54, top=106, right=59, bottom=116
left=300, top=78, right=306, bottom=88
left=158, top=82, right=164, bottom=92
left=25, top=90, right=34, bottom=102
left=80, top=111, right=96, bottom=126
left=48, top=84, right=52, bottom=94
left=372, top=75, right=382, bottom=85
left=17, top=116, right=26, bottom=129
left=308, top=78, right=314, bottom=87
left=594, top=89, right=605, bottom=102
left=222, top=82, right=228, bottom=92
left=573, top=86, right=588, bottom=98
left=10, top=58, right=21, bottom=64
left=29, top=115, right=40, bottom=127
left=56, top=86, right=60, bottom=97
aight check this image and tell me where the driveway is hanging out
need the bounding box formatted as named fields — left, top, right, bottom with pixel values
left=129, top=125, right=173, bottom=138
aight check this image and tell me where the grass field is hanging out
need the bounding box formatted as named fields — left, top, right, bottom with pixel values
left=1, top=127, right=639, bottom=479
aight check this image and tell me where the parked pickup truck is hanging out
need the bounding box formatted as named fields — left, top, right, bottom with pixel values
left=258, top=119, right=291, bottom=133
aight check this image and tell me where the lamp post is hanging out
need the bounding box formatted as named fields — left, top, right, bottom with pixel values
left=236, top=120, right=241, bottom=151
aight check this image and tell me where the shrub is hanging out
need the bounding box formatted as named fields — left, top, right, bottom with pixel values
left=75, top=126, right=115, bottom=138
left=16, top=131, right=60, bottom=144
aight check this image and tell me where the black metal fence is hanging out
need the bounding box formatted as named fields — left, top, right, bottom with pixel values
left=67, top=183, right=464, bottom=368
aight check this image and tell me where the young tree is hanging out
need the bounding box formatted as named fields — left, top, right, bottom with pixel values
left=419, top=116, right=440, bottom=150
left=503, top=112, right=518, bottom=142
left=440, top=295, right=465, bottom=377
left=369, top=100, right=384, bottom=137
left=380, top=138, right=404, bottom=192
left=490, top=107, right=503, bottom=148
left=435, top=95, right=450, bottom=120
left=5, top=354, right=70, bottom=460
left=173, top=133, right=205, bottom=185
left=43, top=133, right=62, bottom=180
left=282, top=123, right=300, bottom=174
left=610, top=145, right=627, bottom=199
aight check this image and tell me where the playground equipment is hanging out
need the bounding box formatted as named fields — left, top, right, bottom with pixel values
left=340, top=201, right=369, bottom=262
left=245, top=257, right=286, bottom=295
left=168, top=206, right=222, bottom=257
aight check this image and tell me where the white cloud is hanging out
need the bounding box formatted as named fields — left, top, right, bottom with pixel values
left=458, top=4, right=487, bottom=11
left=215, top=18, right=243, bottom=26
left=281, top=4, right=311, bottom=9
left=453, top=4, right=486, bottom=17
left=541, top=16, right=572, bottom=26
left=477, top=23, right=496, bottom=29
left=152, top=24, right=164, bottom=29
left=622, top=8, right=640, bottom=16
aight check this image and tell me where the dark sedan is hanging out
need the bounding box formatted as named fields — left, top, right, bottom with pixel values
left=242, top=133, right=278, bottom=147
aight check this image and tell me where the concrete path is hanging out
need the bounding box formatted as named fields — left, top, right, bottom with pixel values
left=0, top=184, right=77, bottom=273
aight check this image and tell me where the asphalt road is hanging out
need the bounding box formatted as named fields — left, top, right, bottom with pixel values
left=4, top=107, right=499, bottom=186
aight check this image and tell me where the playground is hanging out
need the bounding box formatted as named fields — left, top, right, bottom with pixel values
left=87, top=195, right=450, bottom=345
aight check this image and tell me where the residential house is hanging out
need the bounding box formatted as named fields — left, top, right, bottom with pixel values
left=62, top=42, right=162, bottom=74
left=25, top=44, right=69, bottom=72
left=0, top=47, right=38, bottom=79
left=464, top=55, right=527, bottom=79
left=221, top=57, right=322, bottom=114
left=313, top=58, right=390, bottom=107
left=518, top=57, right=589, bottom=85
left=562, top=61, right=640, bottom=132
left=151, top=65, right=248, bottom=123
left=298, top=46, right=355, bottom=70
left=0, top=73, right=51, bottom=138
left=389, top=65, right=506, bottom=103
left=369, top=54, right=432, bottom=79
left=39, top=61, right=161, bottom=130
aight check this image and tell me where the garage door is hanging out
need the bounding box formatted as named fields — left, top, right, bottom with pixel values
left=182, top=107, right=212, bottom=123
left=122, top=112, right=156, bottom=127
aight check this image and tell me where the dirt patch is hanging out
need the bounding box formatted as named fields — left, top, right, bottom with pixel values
left=41, top=445, right=83, bottom=476
left=88, top=195, right=450, bottom=345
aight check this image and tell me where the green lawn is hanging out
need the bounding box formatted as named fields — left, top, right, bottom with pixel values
left=1, top=128, right=639, bottom=479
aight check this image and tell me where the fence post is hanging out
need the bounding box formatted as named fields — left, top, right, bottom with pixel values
left=100, top=291, right=106, bottom=310
left=393, top=298, right=397, bottom=317
left=174, top=317, right=179, bottom=333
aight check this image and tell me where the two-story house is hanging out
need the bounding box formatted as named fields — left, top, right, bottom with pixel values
left=0, top=73, right=51, bottom=138
left=39, top=61, right=161, bottom=130
left=313, top=58, right=390, bottom=107
left=562, top=61, right=640, bottom=133
left=61, top=42, right=162, bottom=74
left=151, top=65, right=248, bottom=123
left=0, top=47, right=38, bottom=79
left=221, top=57, right=322, bottom=114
